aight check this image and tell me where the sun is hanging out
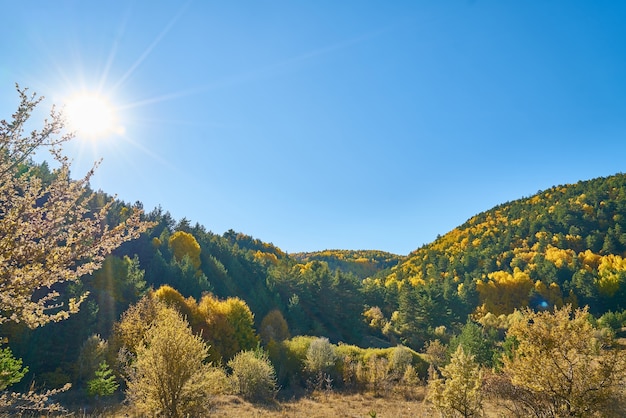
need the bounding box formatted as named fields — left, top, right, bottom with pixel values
left=64, top=92, right=121, bottom=138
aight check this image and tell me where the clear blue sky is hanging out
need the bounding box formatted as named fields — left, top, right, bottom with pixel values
left=2, top=1, right=626, bottom=255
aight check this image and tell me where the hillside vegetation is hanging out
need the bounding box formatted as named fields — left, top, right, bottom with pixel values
left=293, top=250, right=404, bottom=280
left=355, top=174, right=626, bottom=347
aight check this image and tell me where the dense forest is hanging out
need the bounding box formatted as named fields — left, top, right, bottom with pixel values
left=3, top=89, right=626, bottom=416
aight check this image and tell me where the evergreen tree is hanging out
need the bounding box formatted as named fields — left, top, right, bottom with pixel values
left=87, top=361, right=118, bottom=397
left=0, top=346, right=28, bottom=390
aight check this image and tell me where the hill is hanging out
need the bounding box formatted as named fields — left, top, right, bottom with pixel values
left=360, top=173, right=626, bottom=347
left=292, top=249, right=404, bottom=279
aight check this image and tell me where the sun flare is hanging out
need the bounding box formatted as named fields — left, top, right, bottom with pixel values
left=64, top=93, right=121, bottom=138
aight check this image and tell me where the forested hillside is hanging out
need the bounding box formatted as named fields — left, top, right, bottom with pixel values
left=361, top=173, right=626, bottom=347
left=293, top=250, right=403, bottom=279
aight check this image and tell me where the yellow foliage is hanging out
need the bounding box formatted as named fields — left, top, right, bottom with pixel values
left=126, top=306, right=216, bottom=417
left=153, top=285, right=198, bottom=326
left=544, top=246, right=575, bottom=269
left=502, top=306, right=626, bottom=416
left=169, top=231, right=201, bottom=270
left=533, top=281, right=563, bottom=308
left=476, top=268, right=534, bottom=315
left=597, top=254, right=626, bottom=297
left=197, top=294, right=258, bottom=362
left=253, top=250, right=278, bottom=265
left=579, top=249, right=602, bottom=271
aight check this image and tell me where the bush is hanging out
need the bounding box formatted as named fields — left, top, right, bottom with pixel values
left=267, top=335, right=315, bottom=387
left=228, top=350, right=277, bottom=402
left=388, top=346, right=413, bottom=379
left=126, top=306, right=216, bottom=418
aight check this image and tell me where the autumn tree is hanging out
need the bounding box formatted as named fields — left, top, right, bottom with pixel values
left=169, top=231, right=201, bottom=270
left=197, top=294, right=258, bottom=362
left=126, top=306, right=217, bottom=418
left=111, top=294, right=162, bottom=359
left=476, top=268, right=534, bottom=316
left=427, top=345, right=483, bottom=418
left=0, top=86, right=150, bottom=328
left=259, top=309, right=290, bottom=345
left=494, top=305, right=626, bottom=417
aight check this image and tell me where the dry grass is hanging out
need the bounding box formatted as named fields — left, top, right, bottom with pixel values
left=208, top=390, right=430, bottom=418
left=101, top=389, right=429, bottom=417
left=80, top=387, right=509, bottom=417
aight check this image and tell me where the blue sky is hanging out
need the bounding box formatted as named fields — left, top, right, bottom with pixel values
left=2, top=1, right=626, bottom=255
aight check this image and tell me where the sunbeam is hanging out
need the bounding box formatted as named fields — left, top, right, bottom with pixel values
left=111, top=0, right=191, bottom=93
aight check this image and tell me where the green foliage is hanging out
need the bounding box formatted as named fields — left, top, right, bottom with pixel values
left=268, top=260, right=366, bottom=342
left=267, top=335, right=315, bottom=387
left=228, top=350, right=277, bottom=402
left=366, top=173, right=626, bottom=347
left=448, top=320, right=498, bottom=367
left=77, top=334, right=108, bottom=383
left=11, top=101, right=626, bottom=411
left=598, top=309, right=626, bottom=331
left=0, top=346, right=28, bottom=390
left=87, top=361, right=118, bottom=397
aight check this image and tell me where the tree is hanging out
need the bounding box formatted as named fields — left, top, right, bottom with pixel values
left=305, top=337, right=338, bottom=377
left=448, top=320, right=497, bottom=367
left=87, top=361, right=118, bottom=398
left=169, top=231, right=201, bottom=270
left=0, top=346, right=27, bottom=390
left=259, top=309, right=290, bottom=345
left=126, top=306, right=216, bottom=418
left=497, top=305, right=626, bottom=417
left=198, top=294, right=258, bottom=362
left=427, top=345, right=483, bottom=418
left=0, top=86, right=150, bottom=328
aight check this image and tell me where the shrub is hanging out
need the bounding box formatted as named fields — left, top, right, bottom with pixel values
left=427, top=345, right=483, bottom=418
left=228, top=350, right=277, bottom=402
left=126, top=306, right=216, bottom=418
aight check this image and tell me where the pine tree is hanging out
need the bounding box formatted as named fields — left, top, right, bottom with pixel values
left=87, top=361, right=118, bottom=397
left=0, top=347, right=28, bottom=390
